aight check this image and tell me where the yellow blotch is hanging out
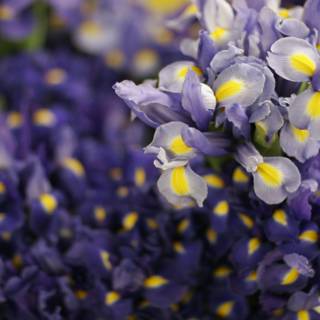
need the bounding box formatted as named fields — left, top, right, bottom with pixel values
left=177, top=218, right=190, bottom=233
left=306, top=91, right=320, bottom=119
left=273, top=308, right=284, bottom=316
left=134, top=49, right=159, bottom=71
left=206, top=228, right=217, bottom=243
left=248, top=238, right=260, bottom=255
left=291, top=126, right=310, bottom=143
left=140, top=0, right=189, bottom=15
left=173, top=241, right=185, bottom=254
left=44, top=68, right=66, bottom=85
left=177, top=65, right=202, bottom=79
left=109, top=167, right=122, bottom=181
left=299, top=230, right=318, bottom=242
left=278, top=8, right=290, bottom=19
left=239, top=213, right=254, bottom=229
left=282, top=267, right=299, bottom=285
left=170, top=167, right=190, bottom=196
left=94, top=206, right=107, bottom=222
left=0, top=182, right=6, bottom=193
left=213, top=201, right=229, bottom=216
left=105, top=291, right=120, bottom=305
left=273, top=209, right=287, bottom=226
left=105, top=49, right=125, bottom=69
left=135, top=168, right=146, bottom=187
left=117, top=186, right=129, bottom=198
left=75, top=290, right=87, bottom=300
left=290, top=53, right=316, bottom=76
left=79, top=20, right=103, bottom=36
left=215, top=79, right=244, bottom=103
left=185, top=4, right=198, bottom=15
left=62, top=158, right=85, bottom=176
left=12, top=254, right=23, bottom=269
left=123, top=212, right=139, bottom=231
left=204, top=174, right=224, bottom=188
left=256, top=162, right=283, bottom=188
left=246, top=271, right=257, bottom=282
left=170, top=135, right=193, bottom=155
left=297, top=310, right=310, bottom=320
left=152, top=28, right=174, bottom=45
left=210, top=27, right=227, bottom=42
left=100, top=250, right=112, bottom=270
left=233, top=167, right=249, bottom=183
left=317, top=43, right=320, bottom=51
left=216, top=301, right=234, bottom=318
left=33, top=109, right=56, bottom=126
left=39, top=193, right=57, bottom=214
left=144, top=275, right=168, bottom=288
left=213, top=266, right=232, bottom=278
left=0, top=5, right=14, bottom=20
left=146, top=218, right=158, bottom=230
left=7, top=112, right=23, bottom=128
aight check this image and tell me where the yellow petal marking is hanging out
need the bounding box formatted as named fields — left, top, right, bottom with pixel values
left=170, top=167, right=190, bottom=196
left=256, top=162, right=283, bottom=188
left=233, top=167, right=249, bottom=183
left=273, top=209, right=287, bottom=226
left=7, top=112, right=23, bottom=128
left=100, top=250, right=112, bottom=270
left=282, top=267, right=299, bottom=285
left=216, top=301, right=234, bottom=317
left=177, top=65, right=202, bottom=79
left=94, top=206, right=107, bottom=222
left=213, top=266, right=232, bottom=278
left=239, top=213, right=254, bottom=229
left=215, top=79, right=244, bottom=103
left=173, top=241, right=185, bottom=253
left=62, top=158, right=85, bottom=176
left=105, top=291, right=120, bottom=305
left=33, top=109, right=56, bottom=126
left=290, top=53, right=316, bottom=76
left=278, top=8, right=290, bottom=19
left=246, top=271, right=257, bottom=282
left=105, top=49, right=125, bottom=69
left=140, top=0, right=189, bottom=15
left=39, top=193, right=57, bottom=214
left=75, top=290, right=88, bottom=300
left=44, top=68, right=66, bottom=85
left=248, top=238, right=260, bottom=255
left=0, top=5, right=14, bottom=20
left=144, top=275, right=168, bottom=288
left=123, top=212, right=139, bottom=231
left=306, top=91, right=320, bottom=119
left=204, top=174, right=225, bottom=188
left=291, top=126, right=310, bottom=143
left=207, top=229, right=217, bottom=243
left=0, top=182, right=6, bottom=194
left=299, top=230, right=318, bottom=242
left=297, top=310, right=310, bottom=320
left=135, top=167, right=146, bottom=187
left=170, top=135, right=193, bottom=155
left=177, top=218, right=190, bottom=233
left=213, top=201, right=229, bottom=216
left=210, top=27, right=227, bottom=42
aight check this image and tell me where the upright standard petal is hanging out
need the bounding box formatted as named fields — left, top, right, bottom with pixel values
left=267, top=37, right=320, bottom=81
left=157, top=165, right=208, bottom=207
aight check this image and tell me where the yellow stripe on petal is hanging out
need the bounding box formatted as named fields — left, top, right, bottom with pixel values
left=144, top=275, right=168, bottom=288
left=256, top=162, right=283, bottom=188
left=215, top=79, right=244, bottom=103
left=216, top=301, right=234, bottom=318
left=123, top=212, right=139, bottom=231
left=299, top=230, right=318, bottom=242
left=248, top=238, right=260, bottom=255
left=206, top=228, right=217, bottom=243
left=204, top=174, right=225, bottom=188
left=39, top=193, right=57, bottom=214
left=140, top=0, right=189, bottom=15
left=210, top=27, right=227, bottom=42
left=233, top=167, right=249, bottom=183
left=100, top=250, right=112, bottom=270
left=297, top=310, right=310, bottom=320
left=177, top=65, right=202, bottom=79
left=273, top=209, right=287, bottom=226
left=33, top=109, right=56, bottom=126
left=170, top=135, right=193, bottom=155
left=213, top=266, right=232, bottom=278
left=134, top=167, right=146, bottom=187
left=282, top=267, right=299, bottom=285
left=239, top=213, right=254, bottom=229
left=105, top=291, right=120, bottom=305
left=278, top=8, right=290, bottom=19
left=290, top=53, right=316, bottom=76
left=170, top=167, right=190, bottom=196
left=177, top=218, right=190, bottom=233
left=291, top=126, right=310, bottom=143
left=306, top=91, right=320, bottom=119
left=213, top=201, right=229, bottom=216
left=246, top=271, right=257, bottom=282
left=62, top=158, right=85, bottom=176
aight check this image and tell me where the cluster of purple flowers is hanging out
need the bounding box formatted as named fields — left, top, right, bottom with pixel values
left=114, top=0, right=320, bottom=318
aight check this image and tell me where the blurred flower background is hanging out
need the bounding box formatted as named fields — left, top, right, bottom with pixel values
left=1, top=0, right=320, bottom=319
